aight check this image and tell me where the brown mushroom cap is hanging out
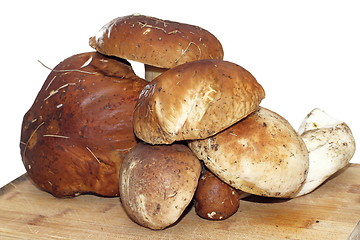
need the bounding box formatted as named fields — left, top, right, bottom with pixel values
left=195, top=169, right=240, bottom=220
left=20, top=52, right=147, bottom=197
left=133, top=59, right=265, bottom=144
left=89, top=14, right=224, bottom=69
left=188, top=107, right=309, bottom=198
left=119, top=142, right=201, bottom=230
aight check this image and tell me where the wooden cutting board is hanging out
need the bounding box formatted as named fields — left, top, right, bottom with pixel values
left=1, top=164, right=359, bottom=240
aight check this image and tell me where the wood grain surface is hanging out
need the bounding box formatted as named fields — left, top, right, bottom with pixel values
left=1, top=164, right=359, bottom=240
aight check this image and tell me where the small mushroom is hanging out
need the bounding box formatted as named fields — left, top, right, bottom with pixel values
left=119, top=142, right=201, bottom=230
left=188, top=107, right=309, bottom=198
left=89, top=14, right=224, bottom=82
left=291, top=108, right=356, bottom=197
left=195, top=169, right=242, bottom=220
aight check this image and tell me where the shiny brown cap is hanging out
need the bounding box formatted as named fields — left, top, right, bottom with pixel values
left=89, top=14, right=224, bottom=68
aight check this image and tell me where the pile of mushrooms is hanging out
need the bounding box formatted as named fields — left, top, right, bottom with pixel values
left=20, top=14, right=356, bottom=230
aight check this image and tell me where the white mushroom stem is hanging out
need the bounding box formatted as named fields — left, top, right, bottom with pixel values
left=291, top=108, right=356, bottom=197
left=144, top=64, right=168, bottom=82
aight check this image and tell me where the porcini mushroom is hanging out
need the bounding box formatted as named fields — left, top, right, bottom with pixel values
left=133, top=59, right=265, bottom=144
left=119, top=142, right=201, bottom=230
left=291, top=108, right=356, bottom=197
left=89, top=14, right=224, bottom=82
left=20, top=52, right=147, bottom=197
left=195, top=169, right=241, bottom=220
left=188, top=107, right=309, bottom=198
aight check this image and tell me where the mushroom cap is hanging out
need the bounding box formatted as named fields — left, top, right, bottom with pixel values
left=188, top=107, right=309, bottom=198
left=133, top=59, right=265, bottom=144
left=20, top=52, right=147, bottom=197
left=291, top=108, right=356, bottom=197
left=119, top=142, right=201, bottom=230
left=195, top=169, right=240, bottom=220
left=89, top=14, right=224, bottom=68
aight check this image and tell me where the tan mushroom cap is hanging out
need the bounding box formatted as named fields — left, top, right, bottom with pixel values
left=119, top=142, right=201, bottom=230
left=89, top=14, right=224, bottom=69
left=188, top=107, right=309, bottom=198
left=133, top=59, right=265, bottom=144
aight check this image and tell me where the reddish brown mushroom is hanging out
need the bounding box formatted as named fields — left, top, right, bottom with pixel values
left=20, top=52, right=147, bottom=197
left=195, top=169, right=241, bottom=220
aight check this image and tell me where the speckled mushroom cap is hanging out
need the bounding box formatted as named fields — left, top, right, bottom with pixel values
left=119, top=142, right=201, bottom=230
left=133, top=59, right=265, bottom=144
left=89, top=14, right=224, bottom=69
left=188, top=107, right=309, bottom=198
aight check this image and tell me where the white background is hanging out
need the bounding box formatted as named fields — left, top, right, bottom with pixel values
left=1, top=0, right=359, bottom=187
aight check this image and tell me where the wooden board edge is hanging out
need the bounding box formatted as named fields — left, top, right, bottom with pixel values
left=0, top=173, right=28, bottom=196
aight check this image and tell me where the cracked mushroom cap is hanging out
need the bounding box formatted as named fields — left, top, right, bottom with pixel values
left=119, top=142, right=201, bottom=230
left=89, top=14, right=224, bottom=69
left=20, top=52, right=147, bottom=197
left=133, top=59, right=265, bottom=144
left=188, top=107, right=309, bottom=198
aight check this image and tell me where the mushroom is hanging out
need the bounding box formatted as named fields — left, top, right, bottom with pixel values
left=20, top=52, right=147, bottom=197
left=194, top=169, right=242, bottom=220
left=133, top=59, right=265, bottom=144
left=119, top=142, right=201, bottom=230
left=89, top=14, right=224, bottom=82
left=290, top=108, right=356, bottom=197
left=188, top=107, right=309, bottom=198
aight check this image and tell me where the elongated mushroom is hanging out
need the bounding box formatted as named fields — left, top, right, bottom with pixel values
left=89, top=14, right=224, bottom=82
left=291, top=108, right=356, bottom=197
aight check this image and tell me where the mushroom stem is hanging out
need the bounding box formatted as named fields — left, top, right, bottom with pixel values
left=144, top=64, right=168, bottom=82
